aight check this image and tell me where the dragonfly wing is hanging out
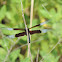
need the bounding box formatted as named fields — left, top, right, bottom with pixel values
left=15, top=32, right=26, bottom=37
left=1, top=28, right=13, bottom=30
left=7, top=35, right=15, bottom=38
left=29, top=20, right=51, bottom=29
left=40, top=29, right=51, bottom=33
left=40, top=20, right=51, bottom=25
left=29, top=30, right=41, bottom=35
left=41, top=29, right=48, bottom=33
left=29, top=29, right=51, bottom=35
left=6, top=32, right=26, bottom=38
left=0, top=28, right=25, bottom=31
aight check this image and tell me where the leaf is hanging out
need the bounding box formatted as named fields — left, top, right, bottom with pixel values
left=9, top=49, right=20, bottom=62
left=39, top=9, right=51, bottom=19
left=41, top=41, right=49, bottom=53
left=11, top=0, right=20, bottom=3
left=40, top=51, right=60, bottom=62
left=0, top=48, right=7, bottom=61
left=0, top=5, right=6, bottom=21
left=6, top=12, right=16, bottom=24
left=50, top=8, right=56, bottom=15
left=21, top=57, right=30, bottom=62
left=50, top=6, right=62, bottom=21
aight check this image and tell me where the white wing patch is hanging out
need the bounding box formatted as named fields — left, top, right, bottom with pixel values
left=7, top=35, right=15, bottom=38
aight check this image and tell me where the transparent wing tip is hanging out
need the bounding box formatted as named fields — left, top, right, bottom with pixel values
left=7, top=35, right=15, bottom=38
left=41, top=29, right=48, bottom=33
left=1, top=28, right=13, bottom=30
left=40, top=20, right=51, bottom=25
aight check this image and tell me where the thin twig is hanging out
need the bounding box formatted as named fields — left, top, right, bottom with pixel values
left=3, top=37, right=21, bottom=62
left=29, top=50, right=33, bottom=62
left=30, top=0, right=34, bottom=28
left=29, top=0, right=34, bottom=62
left=0, top=29, right=14, bottom=52
left=20, top=0, right=30, bottom=57
left=36, top=48, right=39, bottom=62
left=42, top=4, right=52, bottom=17
left=13, top=38, right=44, bottom=52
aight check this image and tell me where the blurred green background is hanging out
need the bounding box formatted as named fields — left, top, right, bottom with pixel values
left=0, top=0, right=62, bottom=62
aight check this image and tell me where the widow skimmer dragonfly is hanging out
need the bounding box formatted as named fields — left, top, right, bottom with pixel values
left=0, top=20, right=51, bottom=43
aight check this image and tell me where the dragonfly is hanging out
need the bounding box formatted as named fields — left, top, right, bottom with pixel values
left=0, top=20, right=51, bottom=43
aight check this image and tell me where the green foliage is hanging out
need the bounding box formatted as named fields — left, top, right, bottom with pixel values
left=9, top=49, right=20, bottom=62
left=40, top=51, right=60, bottom=62
left=20, top=57, right=30, bottom=62
left=0, top=0, right=62, bottom=62
left=0, top=48, right=7, bottom=61
left=0, top=5, right=6, bottom=21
